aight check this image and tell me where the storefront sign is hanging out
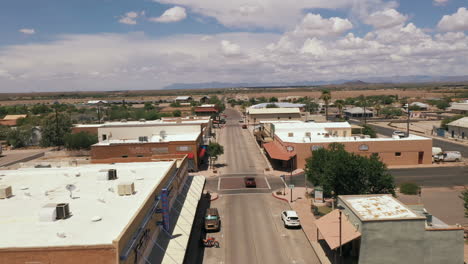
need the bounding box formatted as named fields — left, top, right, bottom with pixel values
left=359, top=144, right=369, bottom=151
left=311, top=145, right=323, bottom=151
left=315, top=187, right=323, bottom=203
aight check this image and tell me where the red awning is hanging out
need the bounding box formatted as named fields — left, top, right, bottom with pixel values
left=186, top=153, right=194, bottom=159
left=315, top=209, right=361, bottom=250
left=263, top=141, right=294, bottom=161
left=198, top=148, right=206, bottom=158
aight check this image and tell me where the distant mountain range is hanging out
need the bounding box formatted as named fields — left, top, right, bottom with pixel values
left=162, top=75, right=468, bottom=90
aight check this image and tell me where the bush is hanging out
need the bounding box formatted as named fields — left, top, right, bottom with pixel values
left=64, top=132, right=98, bottom=150
left=399, top=182, right=420, bottom=195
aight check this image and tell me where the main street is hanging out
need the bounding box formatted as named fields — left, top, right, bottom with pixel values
left=203, top=108, right=320, bottom=264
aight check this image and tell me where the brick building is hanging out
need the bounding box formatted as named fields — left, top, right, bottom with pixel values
left=257, top=121, right=432, bottom=170
left=0, top=160, right=205, bottom=264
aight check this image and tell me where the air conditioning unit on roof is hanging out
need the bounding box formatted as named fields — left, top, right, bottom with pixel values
left=108, top=169, right=118, bottom=180
left=118, top=182, right=135, bottom=196
left=0, top=185, right=13, bottom=199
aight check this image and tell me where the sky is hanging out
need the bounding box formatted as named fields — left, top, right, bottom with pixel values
left=0, top=0, right=467, bottom=92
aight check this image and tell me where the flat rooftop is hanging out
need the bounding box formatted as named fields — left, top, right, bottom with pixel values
left=75, top=118, right=209, bottom=128
left=247, top=107, right=301, bottom=114
left=340, top=195, right=424, bottom=221
left=94, top=131, right=201, bottom=145
left=0, top=161, right=174, bottom=248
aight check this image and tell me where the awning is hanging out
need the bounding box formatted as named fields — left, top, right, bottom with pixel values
left=315, top=209, right=361, bottom=250
left=186, top=153, right=194, bottom=159
left=263, top=141, right=294, bottom=161
left=161, top=176, right=206, bottom=264
left=198, top=148, right=206, bottom=158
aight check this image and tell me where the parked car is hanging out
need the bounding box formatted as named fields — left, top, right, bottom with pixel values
left=281, top=210, right=301, bottom=228
left=392, top=130, right=406, bottom=138
left=244, top=177, right=256, bottom=188
left=204, top=208, right=220, bottom=232
left=242, top=124, right=247, bottom=129
left=432, top=147, right=442, bottom=162
left=239, top=119, right=244, bottom=123
left=435, top=151, right=462, bottom=162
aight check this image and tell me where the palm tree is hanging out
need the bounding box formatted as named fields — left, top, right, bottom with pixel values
left=374, top=104, right=382, bottom=117
left=320, top=89, right=332, bottom=121
left=334, top=99, right=345, bottom=118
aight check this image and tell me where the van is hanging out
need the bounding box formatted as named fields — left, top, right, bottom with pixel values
left=204, top=208, right=220, bottom=231
left=432, top=147, right=442, bottom=162
left=437, top=151, right=462, bottom=162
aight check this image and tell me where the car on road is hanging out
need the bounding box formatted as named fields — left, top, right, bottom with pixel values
left=392, top=130, right=406, bottom=138
left=239, top=119, right=244, bottom=123
left=204, top=208, right=221, bottom=232
left=281, top=210, right=301, bottom=228
left=242, top=124, right=247, bottom=129
left=434, top=151, right=462, bottom=162
left=244, top=177, right=256, bottom=188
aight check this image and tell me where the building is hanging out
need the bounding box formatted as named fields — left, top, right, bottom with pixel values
left=73, top=118, right=212, bottom=171
left=246, top=107, right=303, bottom=124
left=194, top=104, right=219, bottom=116
left=315, top=194, right=464, bottom=264
left=447, top=116, right=468, bottom=139
left=259, top=121, right=432, bottom=169
left=0, top=114, right=27, bottom=126
left=249, top=102, right=305, bottom=110
left=410, top=102, right=429, bottom=110
left=174, top=96, right=193, bottom=103
left=344, top=107, right=373, bottom=118
left=0, top=160, right=206, bottom=264
left=448, top=103, right=468, bottom=114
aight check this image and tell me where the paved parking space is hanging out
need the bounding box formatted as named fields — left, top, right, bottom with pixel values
left=218, top=176, right=271, bottom=190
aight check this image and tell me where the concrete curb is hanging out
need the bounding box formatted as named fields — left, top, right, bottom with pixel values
left=271, top=191, right=289, bottom=203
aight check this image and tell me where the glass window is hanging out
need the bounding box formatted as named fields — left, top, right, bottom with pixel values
left=152, top=147, right=169, bottom=154
left=395, top=152, right=401, bottom=157
left=177, top=146, right=192, bottom=152
left=102, top=134, right=107, bottom=141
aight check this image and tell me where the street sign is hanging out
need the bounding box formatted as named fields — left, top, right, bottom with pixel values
left=289, top=184, right=295, bottom=189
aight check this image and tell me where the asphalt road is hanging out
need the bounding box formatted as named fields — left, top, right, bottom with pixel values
left=203, top=108, right=320, bottom=264
left=350, top=120, right=468, bottom=157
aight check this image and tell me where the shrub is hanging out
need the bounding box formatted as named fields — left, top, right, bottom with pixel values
left=399, top=182, right=420, bottom=195
left=64, top=132, right=98, bottom=150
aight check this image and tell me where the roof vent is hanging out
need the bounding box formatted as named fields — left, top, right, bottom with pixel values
left=138, top=136, right=148, bottom=142
left=160, top=130, right=167, bottom=141
left=117, top=182, right=135, bottom=196
left=305, top=132, right=311, bottom=137
left=288, top=132, right=294, bottom=137
left=39, top=204, right=57, bottom=222
left=34, top=164, right=52, bottom=168
left=0, top=185, right=13, bottom=199
left=56, top=203, right=71, bottom=220
left=108, top=169, right=118, bottom=180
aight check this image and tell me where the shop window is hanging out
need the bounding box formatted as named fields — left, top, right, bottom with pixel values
left=177, top=146, right=192, bottom=152
left=122, top=155, right=128, bottom=158
left=152, top=147, right=169, bottom=154
left=288, top=116, right=292, bottom=119
left=137, top=155, right=144, bottom=157
left=277, top=117, right=280, bottom=120
left=102, top=134, right=107, bottom=141
left=395, top=152, right=401, bottom=157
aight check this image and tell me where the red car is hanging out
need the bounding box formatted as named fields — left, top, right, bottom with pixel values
left=244, top=177, right=256, bottom=188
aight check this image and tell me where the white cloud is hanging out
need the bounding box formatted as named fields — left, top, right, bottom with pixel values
left=364, top=9, right=408, bottom=29
left=153, top=0, right=389, bottom=29
left=433, top=0, right=449, bottom=6
left=149, top=6, right=187, bottom=23
left=220, top=40, right=241, bottom=56
left=19, top=28, right=35, bottom=35
left=119, top=11, right=141, bottom=25
left=437, top=7, right=468, bottom=32
left=293, top=14, right=353, bottom=37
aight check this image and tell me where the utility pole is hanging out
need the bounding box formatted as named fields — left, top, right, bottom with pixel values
left=407, top=106, right=410, bottom=137
left=55, top=107, right=60, bottom=149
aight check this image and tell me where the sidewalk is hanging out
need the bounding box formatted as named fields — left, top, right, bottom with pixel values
left=272, top=187, right=331, bottom=264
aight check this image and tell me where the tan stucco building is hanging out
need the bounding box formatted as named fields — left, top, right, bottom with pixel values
left=246, top=107, right=303, bottom=124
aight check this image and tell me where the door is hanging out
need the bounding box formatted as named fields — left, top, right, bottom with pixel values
left=418, top=152, right=424, bottom=164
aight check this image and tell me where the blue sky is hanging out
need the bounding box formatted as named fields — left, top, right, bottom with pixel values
left=0, top=0, right=467, bottom=92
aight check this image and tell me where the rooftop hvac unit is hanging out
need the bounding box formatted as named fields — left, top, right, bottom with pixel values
left=160, top=130, right=167, bottom=141
left=56, top=203, right=71, bottom=220
left=117, top=182, right=135, bottom=196
left=305, top=132, right=311, bottom=137
left=0, top=185, right=13, bottom=199
left=288, top=132, right=294, bottom=137
left=108, top=169, right=118, bottom=180
left=39, top=203, right=57, bottom=222
left=138, top=136, right=148, bottom=142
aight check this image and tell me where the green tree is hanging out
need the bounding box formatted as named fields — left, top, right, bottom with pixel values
left=265, top=103, right=279, bottom=108
left=461, top=189, right=468, bottom=218
left=334, top=99, right=345, bottom=118
left=6, top=126, right=32, bottom=148
left=207, top=142, right=224, bottom=169
left=380, top=107, right=403, bottom=118
left=144, top=102, right=155, bottom=111
left=64, top=132, right=98, bottom=150
left=320, top=89, right=331, bottom=121
left=40, top=112, right=72, bottom=147
left=172, top=110, right=182, bottom=117
left=269, top=96, right=278, bottom=102
left=305, top=143, right=395, bottom=196
left=362, top=124, right=377, bottom=138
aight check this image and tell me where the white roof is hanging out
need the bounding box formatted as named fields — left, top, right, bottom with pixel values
left=410, top=102, right=428, bottom=108
left=247, top=107, right=301, bottom=115
left=175, top=96, right=192, bottom=100
left=94, top=131, right=200, bottom=145
left=449, top=103, right=468, bottom=111
left=447, top=117, right=468, bottom=128
left=74, top=118, right=209, bottom=128
left=341, top=195, right=420, bottom=221
left=344, top=107, right=370, bottom=114
left=0, top=161, right=174, bottom=248
left=250, top=103, right=305, bottom=109
left=87, top=100, right=108, bottom=104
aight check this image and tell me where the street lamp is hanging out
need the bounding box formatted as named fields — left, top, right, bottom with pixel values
left=337, top=204, right=345, bottom=259
left=286, top=146, right=295, bottom=184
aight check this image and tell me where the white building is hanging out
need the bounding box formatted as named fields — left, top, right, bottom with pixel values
left=447, top=116, right=468, bottom=139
